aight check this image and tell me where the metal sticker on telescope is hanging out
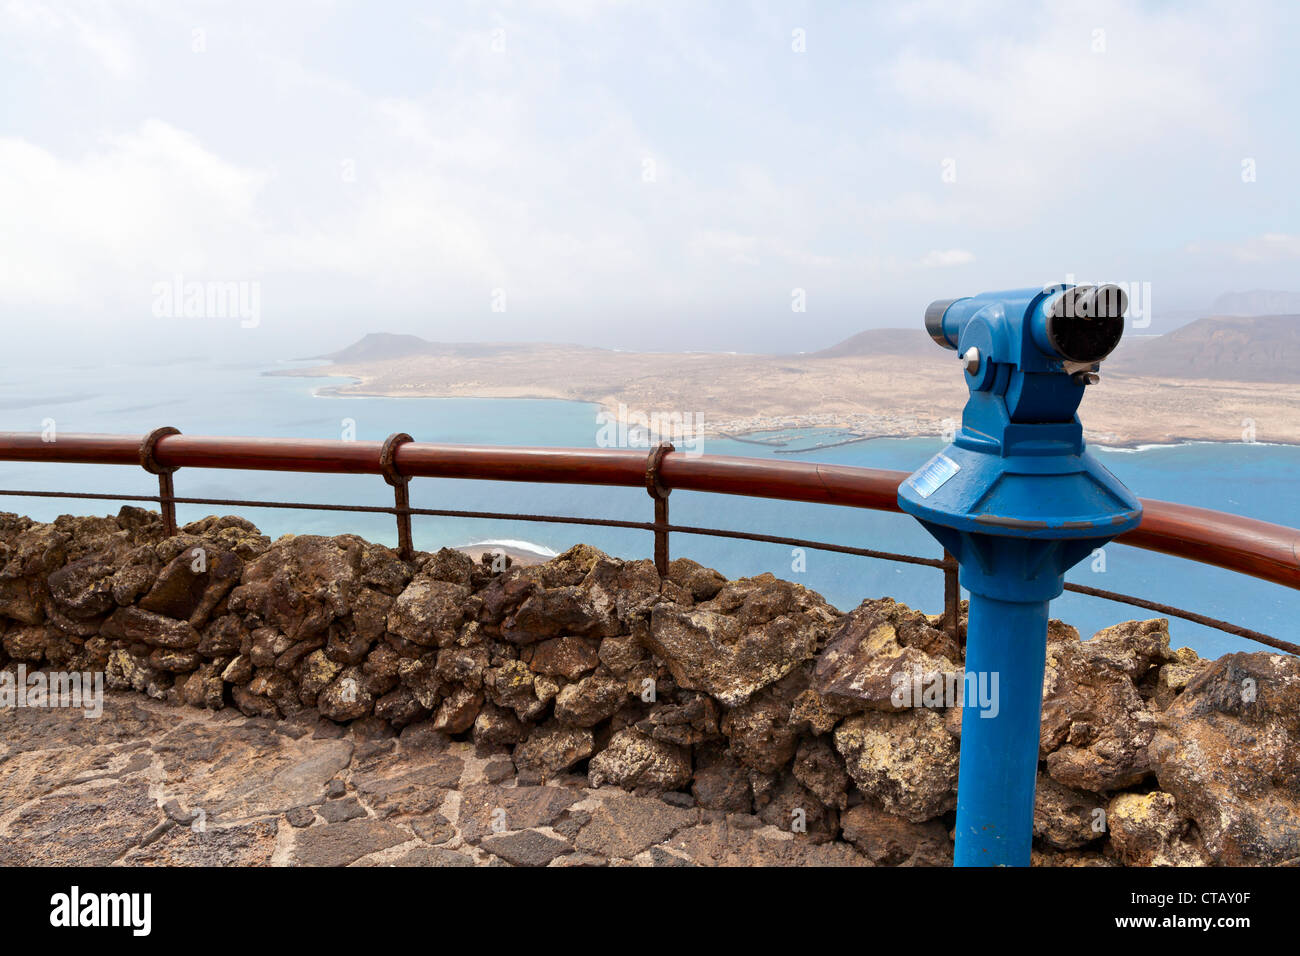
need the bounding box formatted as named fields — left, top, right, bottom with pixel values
left=909, top=453, right=960, bottom=498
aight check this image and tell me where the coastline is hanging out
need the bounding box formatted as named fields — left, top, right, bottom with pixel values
left=268, top=358, right=1300, bottom=452
left=452, top=541, right=551, bottom=567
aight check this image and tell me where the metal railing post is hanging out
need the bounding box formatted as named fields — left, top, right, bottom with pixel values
left=380, top=432, right=414, bottom=561
left=646, top=442, right=674, bottom=577
left=942, top=550, right=961, bottom=644
left=139, top=426, right=181, bottom=536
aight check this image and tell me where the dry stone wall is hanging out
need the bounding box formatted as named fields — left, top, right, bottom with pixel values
left=2, top=506, right=1299, bottom=866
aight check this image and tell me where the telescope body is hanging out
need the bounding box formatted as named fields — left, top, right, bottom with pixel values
left=899, top=284, right=1140, bottom=866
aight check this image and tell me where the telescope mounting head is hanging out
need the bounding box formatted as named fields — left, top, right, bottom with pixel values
left=923, top=283, right=1128, bottom=456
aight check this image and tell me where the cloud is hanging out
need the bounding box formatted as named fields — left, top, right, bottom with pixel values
left=2, top=0, right=134, bottom=76
left=919, top=249, right=976, bottom=268
left=0, top=121, right=267, bottom=309
left=880, top=1, right=1249, bottom=226
left=687, top=231, right=760, bottom=266
left=0, top=0, right=1295, bottom=352
left=1216, top=234, right=1300, bottom=263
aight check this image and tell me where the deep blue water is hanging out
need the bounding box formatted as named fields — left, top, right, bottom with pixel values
left=0, top=358, right=1296, bottom=659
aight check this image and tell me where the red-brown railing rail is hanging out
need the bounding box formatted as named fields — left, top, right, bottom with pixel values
left=0, top=430, right=1296, bottom=654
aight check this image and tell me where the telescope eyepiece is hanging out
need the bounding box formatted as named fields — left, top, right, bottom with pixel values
left=1043, top=284, right=1128, bottom=364
left=925, top=298, right=961, bottom=349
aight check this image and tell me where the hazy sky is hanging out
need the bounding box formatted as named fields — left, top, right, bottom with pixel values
left=2, top=0, right=1298, bottom=360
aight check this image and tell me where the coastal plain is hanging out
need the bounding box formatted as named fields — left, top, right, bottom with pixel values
left=277, top=330, right=1300, bottom=448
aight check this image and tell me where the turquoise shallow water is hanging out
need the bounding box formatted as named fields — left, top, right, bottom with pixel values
left=0, top=358, right=1296, bottom=659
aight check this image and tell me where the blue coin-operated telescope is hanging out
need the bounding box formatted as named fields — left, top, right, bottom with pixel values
left=898, top=284, right=1142, bottom=867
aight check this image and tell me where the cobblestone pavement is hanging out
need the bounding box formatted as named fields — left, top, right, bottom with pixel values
left=0, top=691, right=872, bottom=867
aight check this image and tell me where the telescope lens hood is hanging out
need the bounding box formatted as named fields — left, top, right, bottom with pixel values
left=925, top=298, right=961, bottom=349
left=1045, top=284, right=1128, bottom=363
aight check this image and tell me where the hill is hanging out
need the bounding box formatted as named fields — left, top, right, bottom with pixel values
left=315, top=332, right=435, bottom=362
left=812, top=314, right=1300, bottom=384
left=806, top=328, right=937, bottom=359
left=1210, top=290, right=1300, bottom=316
left=1110, top=314, right=1300, bottom=383
left=316, top=332, right=538, bottom=363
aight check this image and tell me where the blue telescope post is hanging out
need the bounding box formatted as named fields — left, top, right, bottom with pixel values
left=899, top=284, right=1142, bottom=867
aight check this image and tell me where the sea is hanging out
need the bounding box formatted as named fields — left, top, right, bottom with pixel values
left=1, top=356, right=1296, bottom=660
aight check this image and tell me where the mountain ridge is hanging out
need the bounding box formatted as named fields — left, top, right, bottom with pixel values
left=317, top=313, right=1300, bottom=384
left=1108, top=314, right=1300, bottom=382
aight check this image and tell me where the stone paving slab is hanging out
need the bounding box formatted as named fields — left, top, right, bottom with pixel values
left=0, top=690, right=886, bottom=867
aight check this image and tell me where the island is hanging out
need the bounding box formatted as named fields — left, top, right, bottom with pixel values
left=272, top=315, right=1300, bottom=449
